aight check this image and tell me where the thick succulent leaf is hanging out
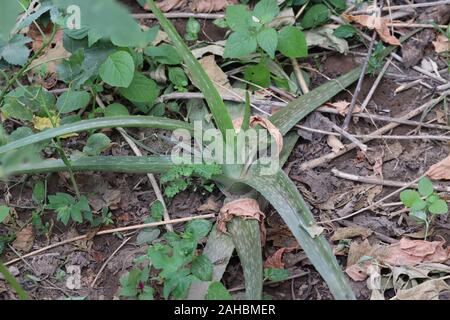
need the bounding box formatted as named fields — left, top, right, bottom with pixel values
left=0, top=116, right=192, bottom=154
left=243, top=166, right=355, bottom=300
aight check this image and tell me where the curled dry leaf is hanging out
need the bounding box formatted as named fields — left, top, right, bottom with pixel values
left=343, top=14, right=400, bottom=46
left=153, top=0, right=187, bottom=12
left=264, top=247, right=297, bottom=269
left=233, top=116, right=284, bottom=154
left=426, top=154, right=450, bottom=180
left=327, top=100, right=361, bottom=116
left=433, top=34, right=449, bottom=53
left=392, top=279, right=450, bottom=300
left=217, top=198, right=266, bottom=239
left=191, top=0, right=237, bottom=13
left=12, top=225, right=34, bottom=252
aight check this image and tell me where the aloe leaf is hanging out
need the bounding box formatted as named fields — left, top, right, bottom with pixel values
left=0, top=116, right=192, bottom=154
left=3, top=156, right=179, bottom=176
left=244, top=167, right=355, bottom=300
left=0, top=261, right=29, bottom=300
left=146, top=0, right=235, bottom=138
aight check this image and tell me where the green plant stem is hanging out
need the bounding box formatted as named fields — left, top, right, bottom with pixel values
left=0, top=26, right=57, bottom=105
left=0, top=261, right=30, bottom=300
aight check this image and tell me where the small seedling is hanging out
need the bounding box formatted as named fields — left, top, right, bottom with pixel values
left=47, top=192, right=93, bottom=226
left=400, top=177, right=449, bottom=239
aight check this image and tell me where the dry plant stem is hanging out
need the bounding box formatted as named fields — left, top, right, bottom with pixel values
left=291, top=58, right=309, bottom=95
left=133, top=12, right=224, bottom=19
left=385, top=22, right=448, bottom=28
left=352, top=0, right=450, bottom=14
left=319, top=176, right=424, bottom=224
left=343, top=31, right=377, bottom=130
left=318, top=115, right=368, bottom=151
left=95, top=96, right=172, bottom=231
left=91, top=237, right=131, bottom=288
left=332, top=168, right=450, bottom=193
left=4, top=213, right=215, bottom=266
left=300, top=92, right=449, bottom=171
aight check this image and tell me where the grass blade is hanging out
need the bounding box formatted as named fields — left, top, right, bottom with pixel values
left=244, top=167, right=355, bottom=300
left=0, top=261, right=29, bottom=300
left=0, top=116, right=192, bottom=154
left=146, top=0, right=235, bottom=139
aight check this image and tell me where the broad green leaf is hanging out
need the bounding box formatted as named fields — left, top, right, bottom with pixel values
left=99, top=51, right=135, bottom=87
left=168, top=67, right=188, bottom=87
left=244, top=167, right=355, bottom=300
left=0, top=206, right=9, bottom=223
left=257, top=28, right=278, bottom=58
left=400, top=190, right=421, bottom=208
left=328, top=0, right=347, bottom=12
left=223, top=31, right=257, bottom=58
left=429, top=199, right=448, bottom=215
left=225, top=5, right=252, bottom=32
left=144, top=44, right=182, bottom=65
left=0, top=117, right=193, bottom=155
left=205, top=282, right=232, bottom=300
left=418, top=177, right=434, bottom=197
left=244, top=63, right=271, bottom=88
left=0, top=1, right=22, bottom=41
left=53, top=0, right=146, bottom=47
left=32, top=181, right=46, bottom=204
left=333, top=25, right=357, bottom=39
left=119, top=72, right=158, bottom=103
left=277, top=26, right=307, bottom=58
left=185, top=18, right=200, bottom=41
left=185, top=219, right=212, bottom=239
left=301, top=4, right=329, bottom=29
left=56, top=90, right=91, bottom=113
left=411, top=198, right=426, bottom=211
left=2, top=86, right=55, bottom=121
left=83, top=133, right=111, bottom=156
left=191, top=255, right=213, bottom=281
left=137, top=228, right=161, bottom=245
left=104, top=103, right=129, bottom=117
left=0, top=34, right=31, bottom=66
left=264, top=268, right=290, bottom=282
left=253, top=0, right=279, bottom=24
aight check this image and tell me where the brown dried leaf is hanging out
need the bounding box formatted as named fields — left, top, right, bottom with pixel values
left=217, top=198, right=265, bottom=237
left=198, top=55, right=232, bottom=96
left=343, top=14, right=400, bottom=46
left=426, top=155, right=450, bottom=180
left=393, top=279, right=450, bottom=300
left=327, top=135, right=344, bottom=154
left=29, top=30, right=70, bottom=74
left=190, top=0, right=237, bottom=12
left=433, top=34, right=449, bottom=53
left=197, top=196, right=221, bottom=212
left=264, top=247, right=297, bottom=269
left=153, top=0, right=187, bottom=12
left=327, top=100, right=361, bottom=116
left=233, top=116, right=284, bottom=154
left=331, top=226, right=373, bottom=241
left=12, top=225, right=34, bottom=252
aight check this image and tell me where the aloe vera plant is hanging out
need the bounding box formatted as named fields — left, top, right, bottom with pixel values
left=0, top=0, right=361, bottom=300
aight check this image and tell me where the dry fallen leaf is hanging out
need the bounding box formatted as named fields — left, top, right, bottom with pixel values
left=433, top=34, right=449, bottom=53
left=327, top=135, right=345, bottom=154
left=264, top=247, right=297, bottom=269
left=190, top=0, right=237, bottom=12
left=331, top=226, right=373, bottom=241
left=344, top=14, right=400, bottom=46
left=426, top=155, right=450, bottom=180
left=152, top=0, right=186, bottom=12
left=197, top=196, right=221, bottom=212
left=12, top=225, right=34, bottom=252
left=197, top=55, right=232, bottom=96
left=327, top=100, right=361, bottom=116
left=29, top=30, right=70, bottom=74
left=217, top=198, right=266, bottom=240
left=233, top=116, right=284, bottom=155
left=392, top=279, right=450, bottom=300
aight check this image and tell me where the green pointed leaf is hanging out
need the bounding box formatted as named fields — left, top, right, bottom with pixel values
left=185, top=219, right=212, bottom=240
left=119, top=72, right=158, bottom=103
left=277, top=26, right=307, bottom=58
left=333, top=25, right=357, bottom=39
left=257, top=28, right=278, bottom=58
left=144, top=44, right=182, bottom=65
left=244, top=63, right=271, bottom=88
left=418, top=177, right=434, bottom=197
left=301, top=4, right=329, bottom=29
left=56, top=90, right=91, bottom=113
left=225, top=5, right=252, bottom=32
left=224, top=31, right=257, bottom=58
left=99, top=51, right=135, bottom=87
left=83, top=133, right=111, bottom=156
left=104, top=103, right=129, bottom=117
left=205, top=282, right=232, bottom=300
left=253, top=0, right=279, bottom=24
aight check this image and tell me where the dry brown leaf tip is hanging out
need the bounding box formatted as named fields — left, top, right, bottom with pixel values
left=426, top=155, right=450, bottom=181
left=154, top=0, right=187, bottom=12
left=264, top=247, right=298, bottom=269
left=190, top=0, right=238, bottom=13
left=343, top=14, right=401, bottom=46
left=217, top=198, right=266, bottom=235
